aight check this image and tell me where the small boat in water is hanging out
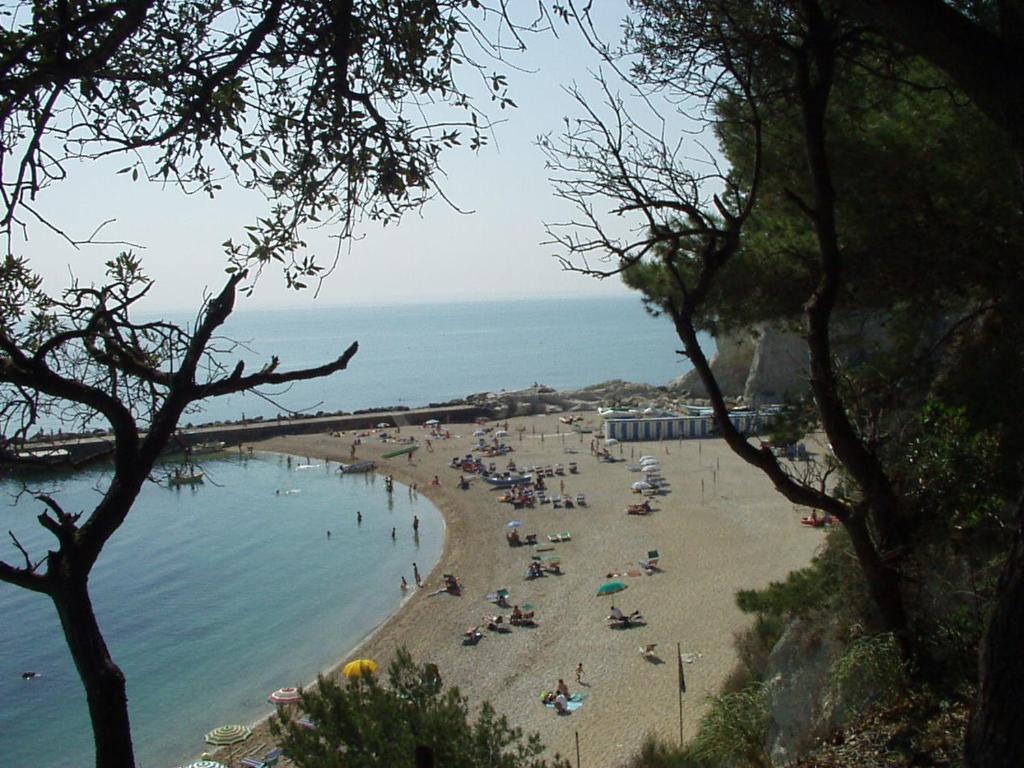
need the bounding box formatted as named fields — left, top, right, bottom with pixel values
left=169, top=469, right=204, bottom=487
left=339, top=460, right=376, bottom=474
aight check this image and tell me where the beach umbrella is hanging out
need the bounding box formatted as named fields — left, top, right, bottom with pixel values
left=377, top=422, right=390, bottom=428
left=605, top=438, right=619, bottom=446
left=473, top=429, right=487, bottom=437
left=639, top=455, right=657, bottom=462
left=425, top=419, right=440, bottom=426
left=597, top=581, right=626, bottom=596
left=268, top=687, right=301, bottom=705
left=632, top=481, right=652, bottom=490
left=506, top=520, right=522, bottom=528
left=494, top=430, right=509, bottom=438
left=641, top=465, right=660, bottom=473
left=204, top=724, right=251, bottom=746
left=183, top=761, right=228, bottom=768
left=342, top=659, right=378, bottom=680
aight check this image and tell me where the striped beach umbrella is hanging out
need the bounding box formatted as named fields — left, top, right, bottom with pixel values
left=268, top=686, right=301, bottom=705
left=204, top=724, right=251, bottom=745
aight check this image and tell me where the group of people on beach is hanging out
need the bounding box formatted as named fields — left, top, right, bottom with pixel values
left=542, top=670, right=584, bottom=714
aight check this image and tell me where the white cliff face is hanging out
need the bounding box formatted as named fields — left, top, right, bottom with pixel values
left=745, top=324, right=809, bottom=404
left=671, top=328, right=759, bottom=398
left=672, top=324, right=808, bottom=402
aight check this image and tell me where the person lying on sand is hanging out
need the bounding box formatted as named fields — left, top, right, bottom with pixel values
left=608, top=605, right=644, bottom=627
left=485, top=615, right=512, bottom=633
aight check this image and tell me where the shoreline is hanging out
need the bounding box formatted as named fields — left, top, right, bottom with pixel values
left=219, top=451, right=449, bottom=750
left=209, top=412, right=822, bottom=768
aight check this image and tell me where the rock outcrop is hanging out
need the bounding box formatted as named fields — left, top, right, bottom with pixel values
left=672, top=323, right=808, bottom=403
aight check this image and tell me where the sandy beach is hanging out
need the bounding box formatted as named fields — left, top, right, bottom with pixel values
left=238, top=412, right=822, bottom=768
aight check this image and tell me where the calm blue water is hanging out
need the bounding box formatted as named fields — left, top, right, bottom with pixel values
left=173, top=296, right=706, bottom=427
left=0, top=455, right=443, bottom=768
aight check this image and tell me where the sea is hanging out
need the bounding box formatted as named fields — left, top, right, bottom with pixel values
left=0, top=296, right=710, bottom=768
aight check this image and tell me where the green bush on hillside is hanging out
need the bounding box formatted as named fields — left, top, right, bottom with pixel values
left=270, top=648, right=570, bottom=768
left=830, top=631, right=908, bottom=722
left=689, top=682, right=773, bottom=768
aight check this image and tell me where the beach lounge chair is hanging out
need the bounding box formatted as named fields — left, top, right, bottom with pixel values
left=568, top=462, right=578, bottom=473
left=263, top=748, right=283, bottom=766
left=559, top=532, right=571, bottom=541
left=575, top=493, right=586, bottom=506
left=241, top=759, right=266, bottom=768
left=552, top=497, right=562, bottom=509
left=640, top=549, right=661, bottom=571
left=547, top=534, right=561, bottom=543
left=524, top=533, right=538, bottom=546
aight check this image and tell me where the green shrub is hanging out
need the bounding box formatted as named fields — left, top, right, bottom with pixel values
left=624, top=734, right=708, bottom=768
left=689, top=683, right=773, bottom=768
left=271, top=648, right=570, bottom=768
left=830, top=632, right=908, bottom=721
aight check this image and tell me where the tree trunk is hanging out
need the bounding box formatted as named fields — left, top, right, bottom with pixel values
left=844, top=512, right=909, bottom=648
left=964, top=494, right=1024, bottom=767
left=52, top=574, right=136, bottom=768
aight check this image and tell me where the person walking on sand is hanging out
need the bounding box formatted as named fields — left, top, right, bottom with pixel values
left=576, top=662, right=584, bottom=684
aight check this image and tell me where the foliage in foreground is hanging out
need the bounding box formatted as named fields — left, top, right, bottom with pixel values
left=271, top=649, right=570, bottom=768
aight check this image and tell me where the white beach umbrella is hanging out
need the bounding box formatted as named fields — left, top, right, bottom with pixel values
left=494, top=430, right=510, bottom=438
left=639, top=456, right=657, bottom=462
left=632, top=481, right=652, bottom=490
left=376, top=422, right=390, bottom=428
left=425, top=419, right=440, bottom=426
left=605, top=438, right=619, bottom=446
left=473, top=429, right=487, bottom=437
left=641, top=465, right=660, bottom=473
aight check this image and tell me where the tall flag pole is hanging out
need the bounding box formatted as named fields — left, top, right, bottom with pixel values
left=677, top=642, right=687, bottom=746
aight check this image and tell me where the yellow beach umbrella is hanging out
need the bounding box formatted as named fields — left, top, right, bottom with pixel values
left=342, top=659, right=377, bottom=680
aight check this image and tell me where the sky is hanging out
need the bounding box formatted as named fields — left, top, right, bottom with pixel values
left=15, top=3, right=701, bottom=313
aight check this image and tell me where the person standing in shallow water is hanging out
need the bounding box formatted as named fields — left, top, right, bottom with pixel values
left=391, top=527, right=396, bottom=541
left=412, top=515, right=419, bottom=533
left=357, top=510, right=362, bottom=524
left=413, top=562, right=421, bottom=586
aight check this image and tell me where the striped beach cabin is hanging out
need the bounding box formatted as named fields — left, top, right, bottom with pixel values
left=603, top=411, right=767, bottom=442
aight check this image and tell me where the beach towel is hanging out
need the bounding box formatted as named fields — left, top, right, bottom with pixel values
left=543, top=692, right=587, bottom=712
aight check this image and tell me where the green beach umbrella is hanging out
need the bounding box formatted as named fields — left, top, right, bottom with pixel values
left=597, top=581, right=626, bottom=596
left=204, top=724, right=251, bottom=746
